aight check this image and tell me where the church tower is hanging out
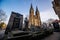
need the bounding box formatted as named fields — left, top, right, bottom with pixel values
left=35, top=6, right=41, bottom=26
left=29, top=4, right=41, bottom=28
left=29, top=4, right=35, bottom=27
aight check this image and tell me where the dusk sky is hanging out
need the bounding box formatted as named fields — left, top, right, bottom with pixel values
left=0, top=0, right=59, bottom=24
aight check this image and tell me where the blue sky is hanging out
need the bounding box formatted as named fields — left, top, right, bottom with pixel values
left=0, top=0, right=59, bottom=24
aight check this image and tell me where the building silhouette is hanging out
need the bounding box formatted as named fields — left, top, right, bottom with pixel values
left=7, top=12, right=23, bottom=30
left=52, top=0, right=60, bottom=19
left=29, top=4, right=41, bottom=27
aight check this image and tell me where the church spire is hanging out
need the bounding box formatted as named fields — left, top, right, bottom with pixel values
left=35, top=6, right=39, bottom=15
left=30, top=4, right=34, bottom=10
left=29, top=4, right=34, bottom=27
left=36, top=6, right=38, bottom=11
left=30, top=4, right=34, bottom=14
left=35, top=6, right=41, bottom=26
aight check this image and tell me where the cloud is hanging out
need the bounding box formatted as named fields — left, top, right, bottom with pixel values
left=40, top=9, right=59, bottom=22
left=51, top=0, right=53, bottom=1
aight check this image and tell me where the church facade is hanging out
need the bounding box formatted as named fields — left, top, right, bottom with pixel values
left=29, top=4, right=41, bottom=27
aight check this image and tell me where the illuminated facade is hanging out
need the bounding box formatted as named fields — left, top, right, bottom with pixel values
left=52, top=0, right=60, bottom=19
left=29, top=4, right=41, bottom=27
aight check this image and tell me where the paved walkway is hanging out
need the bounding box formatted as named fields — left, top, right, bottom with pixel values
left=42, top=32, right=60, bottom=40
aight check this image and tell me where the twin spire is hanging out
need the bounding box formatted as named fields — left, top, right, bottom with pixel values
left=29, top=4, right=41, bottom=26
left=30, top=4, right=39, bottom=12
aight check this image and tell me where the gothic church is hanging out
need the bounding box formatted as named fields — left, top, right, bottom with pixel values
left=29, top=4, right=41, bottom=27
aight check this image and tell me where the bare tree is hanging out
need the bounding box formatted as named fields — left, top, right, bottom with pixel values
left=0, top=10, right=7, bottom=23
